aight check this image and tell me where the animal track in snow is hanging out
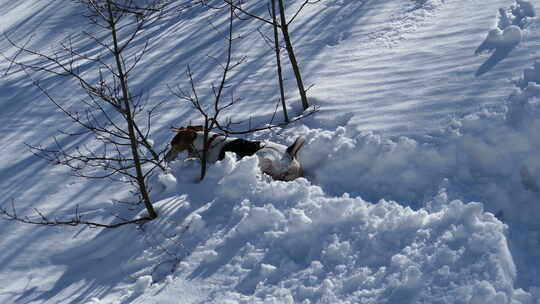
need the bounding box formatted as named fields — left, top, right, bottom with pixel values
left=325, top=30, right=352, bottom=47
left=320, top=0, right=446, bottom=48
left=367, top=0, right=447, bottom=47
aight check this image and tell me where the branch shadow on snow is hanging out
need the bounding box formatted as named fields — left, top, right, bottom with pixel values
left=294, top=0, right=375, bottom=65
left=9, top=0, right=537, bottom=302
left=0, top=80, right=159, bottom=303
left=143, top=0, right=379, bottom=137
left=25, top=226, right=143, bottom=303
left=0, top=2, right=407, bottom=301
left=0, top=3, right=258, bottom=302
left=5, top=175, right=175, bottom=303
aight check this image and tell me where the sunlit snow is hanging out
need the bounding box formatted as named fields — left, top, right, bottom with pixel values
left=1, top=0, right=540, bottom=303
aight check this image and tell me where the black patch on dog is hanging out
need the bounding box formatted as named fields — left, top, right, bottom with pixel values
left=219, top=139, right=262, bottom=160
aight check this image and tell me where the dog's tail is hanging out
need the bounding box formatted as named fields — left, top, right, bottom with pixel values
left=286, top=136, right=305, bottom=158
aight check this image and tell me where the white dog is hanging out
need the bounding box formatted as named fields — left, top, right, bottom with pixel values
left=164, top=126, right=305, bottom=181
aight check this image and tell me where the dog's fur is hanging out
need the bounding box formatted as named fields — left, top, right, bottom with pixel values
left=165, top=126, right=305, bottom=181
left=219, top=139, right=262, bottom=161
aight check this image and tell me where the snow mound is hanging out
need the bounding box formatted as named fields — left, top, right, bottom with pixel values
left=519, top=60, right=540, bottom=88
left=278, top=69, right=540, bottom=230
left=147, top=155, right=518, bottom=303
left=146, top=65, right=540, bottom=300
left=475, top=1, right=536, bottom=55
left=499, top=0, right=536, bottom=30
left=475, top=26, right=522, bottom=55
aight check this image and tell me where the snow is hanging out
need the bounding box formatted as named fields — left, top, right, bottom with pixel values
left=475, top=26, right=522, bottom=55
left=140, top=170, right=518, bottom=303
left=1, top=0, right=540, bottom=303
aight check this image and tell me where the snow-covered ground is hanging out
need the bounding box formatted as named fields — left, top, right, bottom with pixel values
left=1, top=0, right=540, bottom=303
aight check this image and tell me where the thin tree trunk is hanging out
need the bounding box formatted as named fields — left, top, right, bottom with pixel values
left=199, top=5, right=235, bottom=181
left=271, top=0, right=289, bottom=123
left=200, top=118, right=210, bottom=181
left=107, top=1, right=157, bottom=219
left=277, top=0, right=309, bottom=110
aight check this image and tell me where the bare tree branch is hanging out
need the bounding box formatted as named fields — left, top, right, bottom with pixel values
left=287, top=0, right=321, bottom=25
left=0, top=0, right=176, bottom=227
left=1, top=200, right=153, bottom=228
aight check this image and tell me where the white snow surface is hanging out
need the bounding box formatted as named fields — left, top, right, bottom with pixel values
left=1, top=0, right=540, bottom=303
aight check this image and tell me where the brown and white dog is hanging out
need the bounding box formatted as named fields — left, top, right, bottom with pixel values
left=164, top=126, right=305, bottom=181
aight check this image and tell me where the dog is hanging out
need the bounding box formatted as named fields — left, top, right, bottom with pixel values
left=164, top=125, right=305, bottom=181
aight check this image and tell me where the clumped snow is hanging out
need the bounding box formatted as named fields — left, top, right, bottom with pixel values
left=475, top=1, right=536, bottom=55
left=475, top=26, right=522, bottom=55
left=139, top=64, right=540, bottom=301
left=140, top=155, right=517, bottom=303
